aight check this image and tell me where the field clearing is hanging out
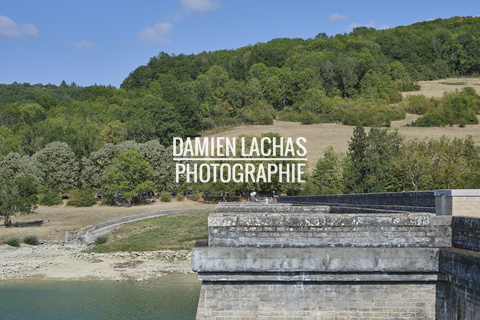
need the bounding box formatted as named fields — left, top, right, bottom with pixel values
left=402, top=77, right=480, bottom=98
left=205, top=78, right=480, bottom=170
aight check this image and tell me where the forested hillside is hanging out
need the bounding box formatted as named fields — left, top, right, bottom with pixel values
left=2, top=16, right=480, bottom=159
left=2, top=16, right=480, bottom=202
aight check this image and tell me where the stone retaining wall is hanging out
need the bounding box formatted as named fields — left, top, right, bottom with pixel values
left=194, top=204, right=448, bottom=319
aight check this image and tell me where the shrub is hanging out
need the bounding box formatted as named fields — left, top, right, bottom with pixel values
left=187, top=193, right=200, bottom=201
left=160, top=193, right=171, bottom=202
left=39, top=191, right=62, bottom=206
left=101, top=196, right=116, bottom=206
left=68, top=188, right=96, bottom=207
left=94, top=235, right=108, bottom=246
left=175, top=193, right=185, bottom=201
left=5, top=237, right=20, bottom=247
left=23, top=235, right=39, bottom=245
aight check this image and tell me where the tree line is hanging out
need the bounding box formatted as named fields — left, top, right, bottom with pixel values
left=2, top=128, right=480, bottom=225
left=305, top=126, right=480, bottom=195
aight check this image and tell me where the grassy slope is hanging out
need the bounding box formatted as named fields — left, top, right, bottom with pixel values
left=91, top=209, right=212, bottom=252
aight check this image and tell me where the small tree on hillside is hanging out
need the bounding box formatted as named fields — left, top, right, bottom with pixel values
left=0, top=175, right=38, bottom=227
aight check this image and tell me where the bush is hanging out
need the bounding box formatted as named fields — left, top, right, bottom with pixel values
left=160, top=193, right=171, bottom=202
left=68, top=188, right=96, bottom=207
left=5, top=237, right=20, bottom=247
left=94, top=235, right=108, bottom=246
left=101, top=196, right=117, bottom=206
left=23, top=235, right=39, bottom=245
left=175, top=193, right=185, bottom=201
left=187, top=193, right=200, bottom=201
left=39, top=191, right=62, bottom=206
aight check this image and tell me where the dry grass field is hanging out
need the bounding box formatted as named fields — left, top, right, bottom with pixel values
left=206, top=78, right=480, bottom=170
left=402, top=78, right=480, bottom=98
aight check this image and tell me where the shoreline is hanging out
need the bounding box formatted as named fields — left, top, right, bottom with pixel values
left=0, top=243, right=194, bottom=281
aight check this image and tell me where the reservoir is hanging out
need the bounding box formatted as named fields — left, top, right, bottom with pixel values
left=0, top=275, right=200, bottom=320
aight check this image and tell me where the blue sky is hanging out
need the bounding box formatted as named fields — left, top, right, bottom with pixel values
left=1, top=0, right=479, bottom=87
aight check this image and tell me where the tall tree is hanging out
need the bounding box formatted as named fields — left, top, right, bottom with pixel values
left=29, top=142, right=79, bottom=192
left=103, top=149, right=154, bottom=205
left=343, top=126, right=405, bottom=193
left=343, top=125, right=368, bottom=193
left=0, top=175, right=37, bottom=226
left=311, top=146, right=344, bottom=194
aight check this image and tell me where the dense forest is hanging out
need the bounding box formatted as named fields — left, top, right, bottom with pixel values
left=2, top=16, right=480, bottom=209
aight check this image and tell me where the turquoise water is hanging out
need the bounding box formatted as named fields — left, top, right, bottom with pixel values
left=0, top=276, right=200, bottom=320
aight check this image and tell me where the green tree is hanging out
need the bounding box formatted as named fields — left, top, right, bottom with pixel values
left=103, top=149, right=154, bottom=205
left=0, top=152, right=29, bottom=181
left=343, top=125, right=368, bottom=193
left=395, top=139, right=432, bottom=191
left=311, top=146, right=344, bottom=194
left=0, top=126, right=21, bottom=157
left=359, top=70, right=402, bottom=103
left=18, top=103, right=46, bottom=126
left=0, top=175, right=38, bottom=227
left=99, top=120, right=127, bottom=144
left=334, top=54, right=359, bottom=98
left=30, top=142, right=79, bottom=192
left=138, top=140, right=175, bottom=192
left=343, top=126, right=405, bottom=193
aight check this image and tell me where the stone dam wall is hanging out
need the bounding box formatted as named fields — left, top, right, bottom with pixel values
left=438, top=216, right=480, bottom=319
left=192, top=201, right=480, bottom=320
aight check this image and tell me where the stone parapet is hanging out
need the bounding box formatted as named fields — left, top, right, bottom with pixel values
left=280, top=191, right=435, bottom=207
left=208, top=204, right=451, bottom=248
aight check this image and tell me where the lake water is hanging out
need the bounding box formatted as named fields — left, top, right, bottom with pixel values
left=0, top=275, right=200, bottom=320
